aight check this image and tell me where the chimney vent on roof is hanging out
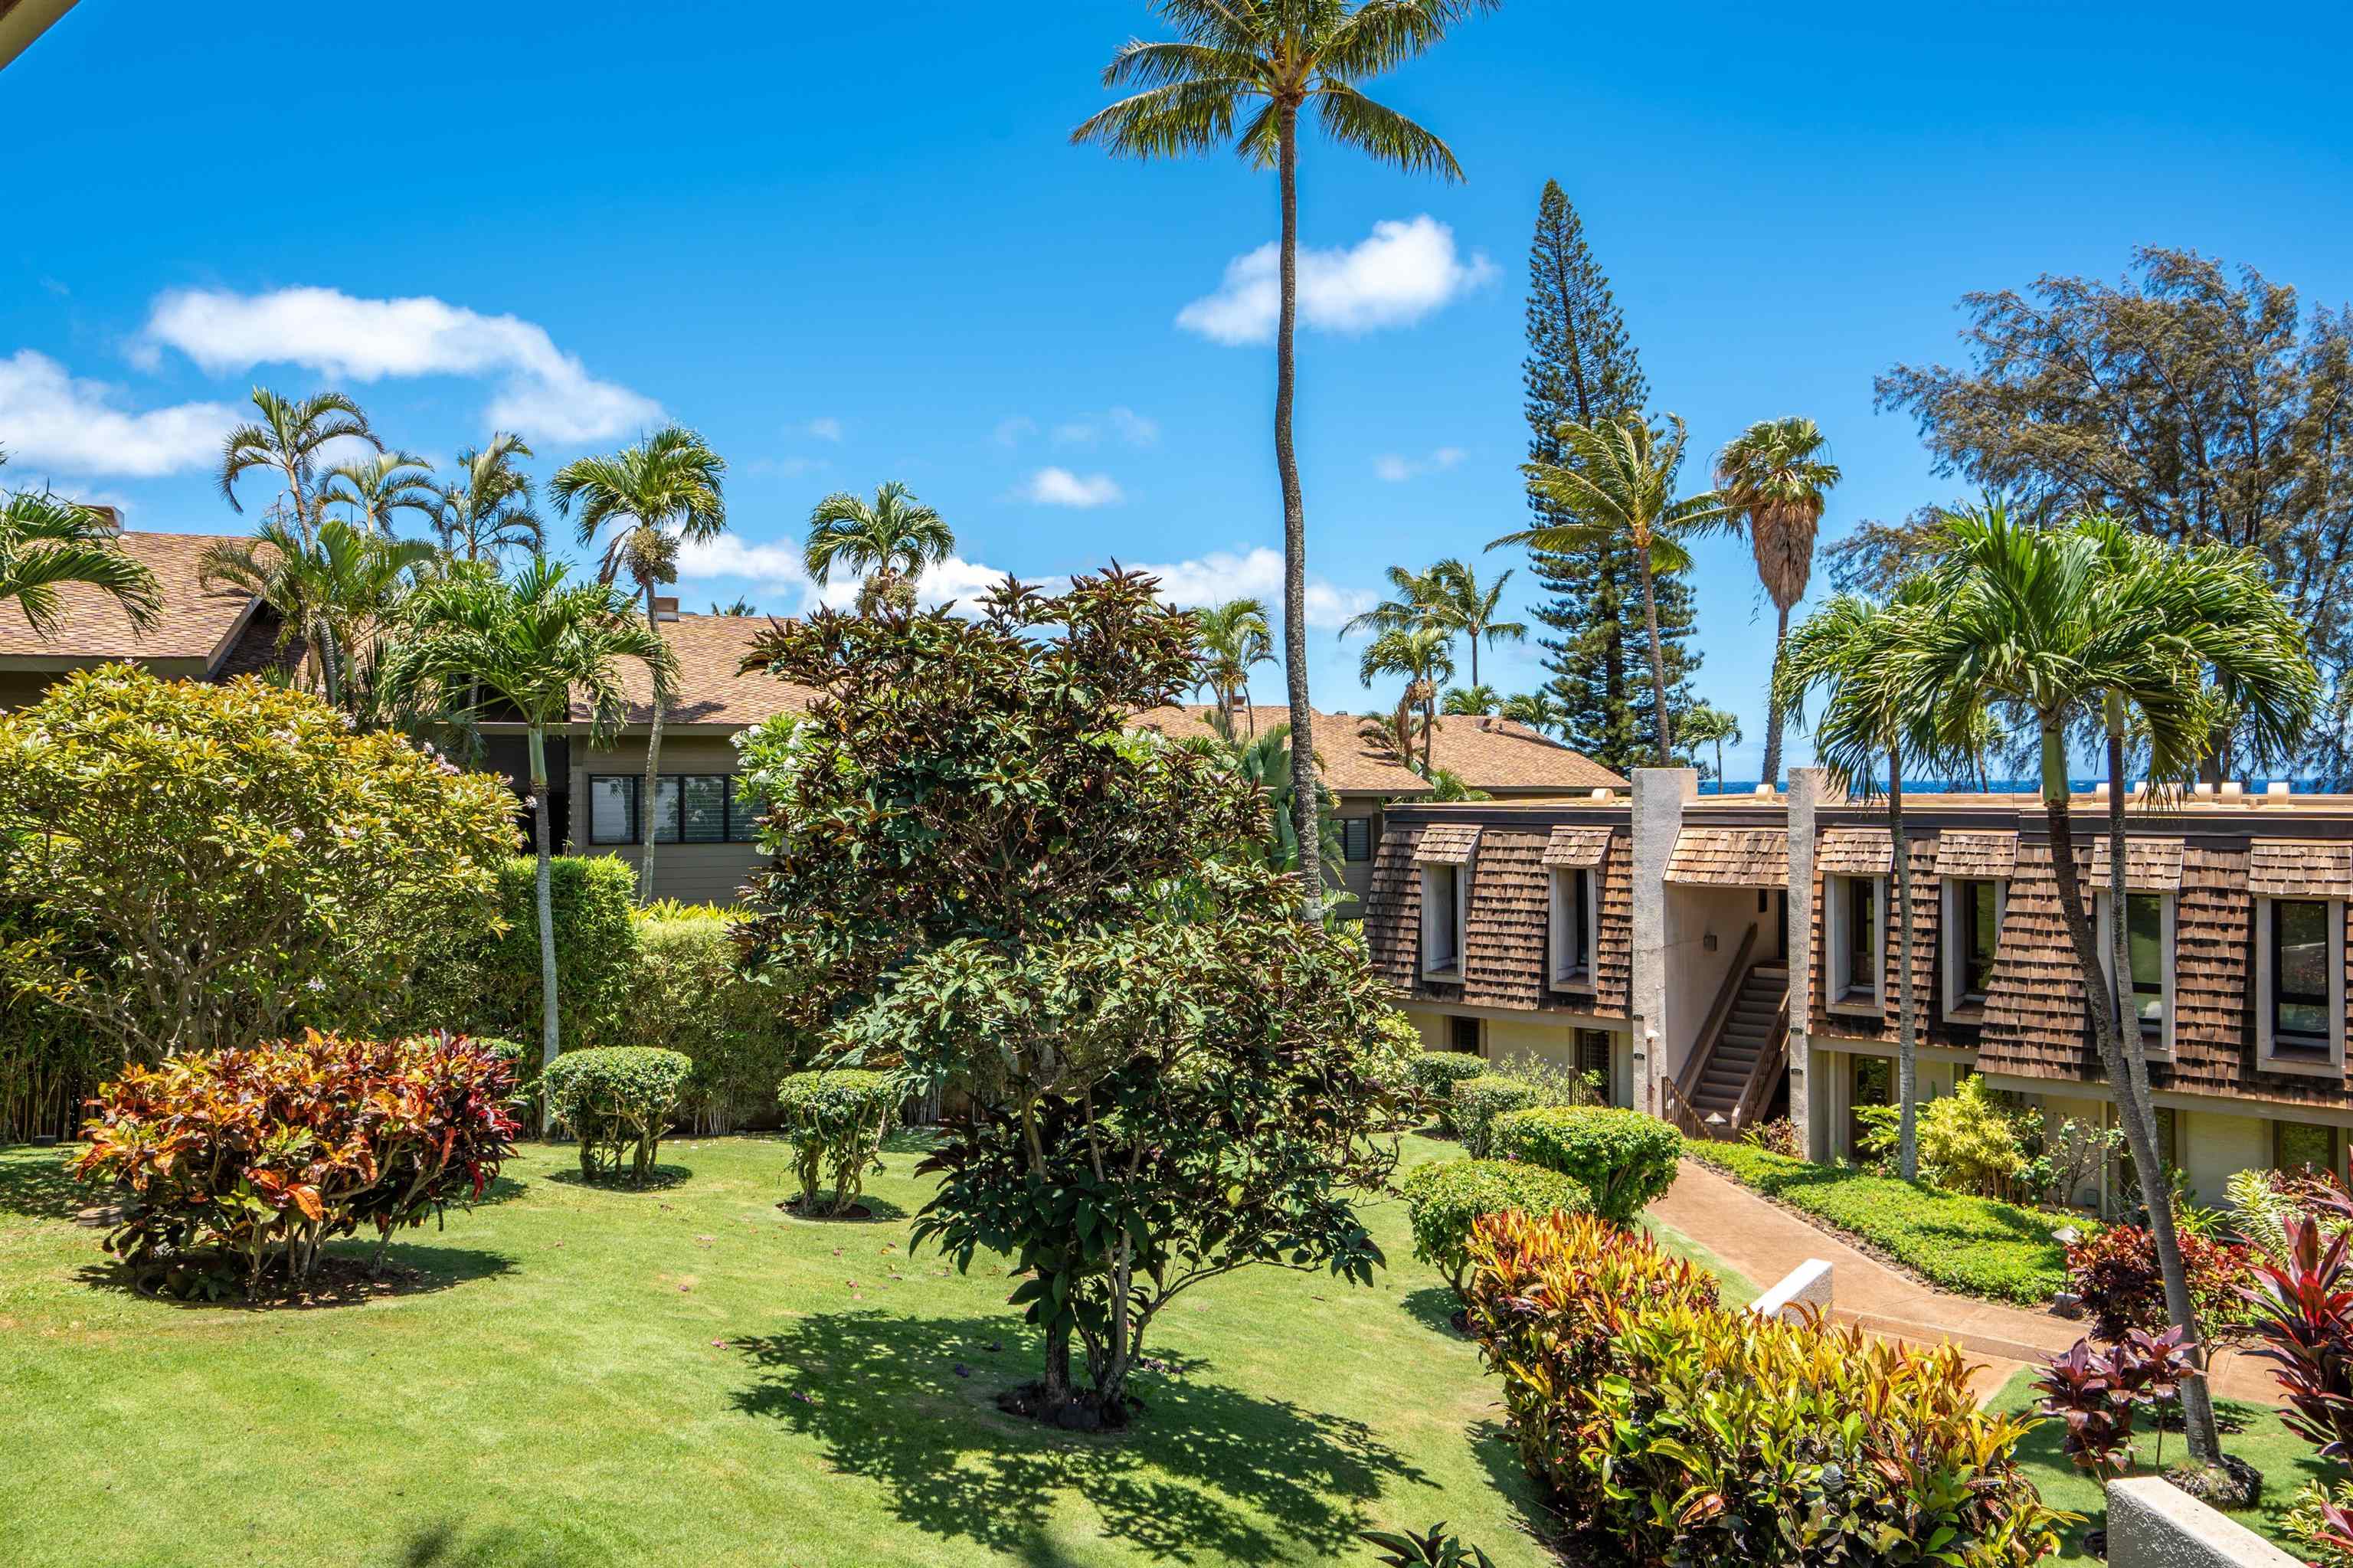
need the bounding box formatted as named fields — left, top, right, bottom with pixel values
left=653, top=595, right=681, bottom=622
left=2269, top=781, right=2293, bottom=800
left=2219, top=780, right=2245, bottom=800
left=81, top=502, right=123, bottom=531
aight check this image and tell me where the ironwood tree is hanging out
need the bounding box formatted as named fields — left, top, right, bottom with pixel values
left=734, top=570, right=1402, bottom=1427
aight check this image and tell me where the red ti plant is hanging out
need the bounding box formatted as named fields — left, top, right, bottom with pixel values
left=2242, top=1216, right=2353, bottom=1462
left=2033, top=1338, right=2138, bottom=1481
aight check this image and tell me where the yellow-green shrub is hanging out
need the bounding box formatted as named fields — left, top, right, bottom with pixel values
left=1448, top=1075, right=1543, bottom=1157
left=1399, top=1157, right=1589, bottom=1297
left=1463, top=1208, right=2070, bottom=1566
left=1489, top=1105, right=1680, bottom=1222
left=601, top=905, right=808, bottom=1132
left=776, top=1069, right=897, bottom=1215
left=1406, top=1051, right=1488, bottom=1131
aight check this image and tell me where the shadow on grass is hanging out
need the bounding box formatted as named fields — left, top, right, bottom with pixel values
left=400, top=1520, right=574, bottom=1568
left=542, top=1164, right=694, bottom=1192
left=1464, top=1416, right=1563, bottom=1560
left=881, top=1127, right=940, bottom=1157
left=775, top=1191, right=912, bottom=1224
left=0, top=1145, right=91, bottom=1221
left=731, top=1309, right=1426, bottom=1563
left=71, top=1241, right=518, bottom=1311
left=1399, top=1285, right=1467, bottom=1337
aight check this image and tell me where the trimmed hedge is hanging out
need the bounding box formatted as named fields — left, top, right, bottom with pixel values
left=1464, top=1207, right=2067, bottom=1564
left=1406, top=1051, right=1489, bottom=1131
left=1450, top=1075, right=1543, bottom=1158
left=1400, top=1157, right=1590, bottom=1297
left=542, top=1046, right=691, bottom=1186
left=1491, top=1106, right=1680, bottom=1223
left=607, top=906, right=807, bottom=1133
left=403, top=856, right=638, bottom=1057
left=777, top=1069, right=898, bottom=1216
left=1687, top=1139, right=2073, bottom=1305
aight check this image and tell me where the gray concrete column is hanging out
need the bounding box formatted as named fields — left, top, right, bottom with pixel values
left=1630, top=768, right=1697, bottom=1118
left=1786, top=769, right=1825, bottom=1160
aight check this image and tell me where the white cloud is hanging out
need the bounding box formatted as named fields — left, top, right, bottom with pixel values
left=0, top=349, right=236, bottom=477
left=1176, top=215, right=1496, bottom=346
left=1108, top=406, right=1159, bottom=447
left=139, top=285, right=660, bottom=444
left=678, top=535, right=1012, bottom=618
left=1125, top=545, right=1373, bottom=630
left=1022, top=467, right=1124, bottom=508
left=802, top=417, right=843, bottom=442
left=1373, top=445, right=1467, bottom=483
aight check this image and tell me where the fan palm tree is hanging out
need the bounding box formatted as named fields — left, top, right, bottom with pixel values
left=803, top=481, right=951, bottom=614
left=0, top=467, right=160, bottom=637
left=381, top=561, right=678, bottom=1102
left=318, top=450, right=438, bottom=538
left=1075, top=0, right=1497, bottom=925
left=1193, top=597, right=1275, bottom=732
left=1677, top=702, right=1743, bottom=791
left=1500, top=689, right=1571, bottom=739
left=1717, top=417, right=1841, bottom=786
left=1358, top=622, right=1455, bottom=773
left=199, top=517, right=436, bottom=712
left=1441, top=683, right=1499, bottom=715
left=1491, top=414, right=1735, bottom=766
left=218, top=388, right=378, bottom=549
left=552, top=427, right=728, bottom=905
left=432, top=435, right=545, bottom=565
left=1908, top=500, right=2318, bottom=1464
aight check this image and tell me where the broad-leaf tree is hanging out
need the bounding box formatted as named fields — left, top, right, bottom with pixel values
left=0, top=457, right=159, bottom=637
left=218, top=388, right=378, bottom=549
left=1716, top=416, right=1841, bottom=784
left=552, top=427, right=728, bottom=904
left=802, top=480, right=952, bottom=614
left=1075, top=0, right=1499, bottom=924
left=381, top=560, right=677, bottom=1092
left=1909, top=501, right=2318, bottom=1462
left=736, top=571, right=1402, bottom=1426
left=1491, top=414, right=1734, bottom=764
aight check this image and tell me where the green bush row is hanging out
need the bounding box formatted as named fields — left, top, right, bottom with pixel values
left=1684, top=1138, right=2072, bottom=1304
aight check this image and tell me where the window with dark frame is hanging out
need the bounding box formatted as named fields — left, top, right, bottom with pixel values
left=2273, top=899, right=2332, bottom=1046
left=2126, top=892, right=2165, bottom=1031
left=1563, top=868, right=1591, bottom=977
left=1845, top=876, right=1877, bottom=995
left=1341, top=817, right=1373, bottom=863
left=1448, top=1014, right=1481, bottom=1054
left=1959, top=879, right=1999, bottom=1000
left=2276, top=1118, right=2339, bottom=1177
left=586, top=775, right=764, bottom=845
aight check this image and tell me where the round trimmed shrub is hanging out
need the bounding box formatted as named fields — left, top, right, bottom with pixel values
left=542, top=1046, right=692, bottom=1187
left=1451, top=1074, right=1544, bottom=1157
left=1407, top=1051, right=1490, bottom=1131
left=777, top=1069, right=898, bottom=1216
left=1401, top=1157, right=1590, bottom=1298
left=1491, top=1105, right=1680, bottom=1223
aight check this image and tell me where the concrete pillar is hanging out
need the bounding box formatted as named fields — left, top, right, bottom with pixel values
left=1786, top=768, right=1826, bottom=1160
left=1630, top=768, right=1697, bottom=1118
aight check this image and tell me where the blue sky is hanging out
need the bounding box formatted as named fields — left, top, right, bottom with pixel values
left=8, top=1, right=2349, bottom=777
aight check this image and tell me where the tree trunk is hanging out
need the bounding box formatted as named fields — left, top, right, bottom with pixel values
left=1761, top=602, right=1789, bottom=784
left=1273, top=105, right=1322, bottom=926
left=1891, top=755, right=1918, bottom=1180
left=529, top=725, right=561, bottom=1137
left=637, top=580, right=669, bottom=905
left=2103, top=699, right=2224, bottom=1462
left=1636, top=547, right=1672, bottom=766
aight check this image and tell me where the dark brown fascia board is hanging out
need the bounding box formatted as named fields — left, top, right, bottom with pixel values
left=1820, top=800, right=2353, bottom=842
left=1384, top=800, right=1631, bottom=830
left=0, top=650, right=212, bottom=677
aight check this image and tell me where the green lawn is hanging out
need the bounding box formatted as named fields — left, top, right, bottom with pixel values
left=1988, top=1369, right=2327, bottom=1560
left=0, top=1131, right=1736, bottom=1568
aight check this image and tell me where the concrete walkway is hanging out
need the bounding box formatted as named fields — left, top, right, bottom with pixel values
left=1651, top=1157, right=2282, bottom=1407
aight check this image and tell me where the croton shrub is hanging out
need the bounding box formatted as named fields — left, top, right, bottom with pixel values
left=542, top=1046, right=691, bottom=1186
left=1488, top=1105, right=1680, bottom=1223
left=72, top=1031, right=519, bottom=1298
left=776, top=1069, right=897, bottom=1216
left=1463, top=1208, right=2068, bottom=1566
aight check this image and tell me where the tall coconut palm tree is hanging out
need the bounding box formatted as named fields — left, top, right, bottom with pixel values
left=1718, top=417, right=1841, bottom=787
left=551, top=427, right=728, bottom=905
left=1500, top=689, right=1570, bottom=738
left=1909, top=500, right=2318, bottom=1464
left=318, top=450, right=438, bottom=538
left=381, top=560, right=677, bottom=1105
left=803, top=481, right=951, bottom=614
left=1076, top=0, right=1498, bottom=925
left=218, top=388, right=378, bottom=549
left=1490, top=414, right=1734, bottom=766
left=1359, top=622, right=1455, bottom=773
left=1677, top=702, right=1743, bottom=791
left=199, top=517, right=436, bottom=712
left=0, top=465, right=160, bottom=637
left=1193, top=597, right=1275, bottom=732
left=1344, top=558, right=1526, bottom=692
left=432, top=435, right=544, bottom=565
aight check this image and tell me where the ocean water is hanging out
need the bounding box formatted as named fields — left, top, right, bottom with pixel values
left=1697, top=777, right=2331, bottom=796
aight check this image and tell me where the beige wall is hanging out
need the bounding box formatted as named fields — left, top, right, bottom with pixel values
left=568, top=730, right=764, bottom=907
left=1404, top=1002, right=1633, bottom=1109
left=1661, top=885, right=1768, bottom=1082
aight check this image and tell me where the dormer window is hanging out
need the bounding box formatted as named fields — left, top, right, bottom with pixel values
left=2256, top=895, right=2345, bottom=1075
left=1942, top=876, right=2006, bottom=1013
left=1415, top=824, right=1479, bottom=980
left=2094, top=889, right=2176, bottom=1059
left=1824, top=873, right=1885, bottom=1011
left=1550, top=866, right=1597, bottom=987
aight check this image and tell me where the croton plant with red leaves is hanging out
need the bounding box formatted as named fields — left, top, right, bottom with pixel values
left=73, top=1030, right=519, bottom=1297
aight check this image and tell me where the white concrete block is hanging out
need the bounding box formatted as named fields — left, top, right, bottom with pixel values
left=1749, top=1258, right=1834, bottom=1323
left=2106, top=1477, right=2302, bottom=1568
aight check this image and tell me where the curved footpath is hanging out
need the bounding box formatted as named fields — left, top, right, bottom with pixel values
left=1651, top=1157, right=2282, bottom=1407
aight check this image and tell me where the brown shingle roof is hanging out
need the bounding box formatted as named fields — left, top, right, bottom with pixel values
left=1127, top=705, right=1427, bottom=794
left=601, top=614, right=820, bottom=728
left=2249, top=840, right=2353, bottom=899
left=1936, top=830, right=2018, bottom=879
left=0, top=531, right=258, bottom=669
left=1124, top=704, right=1627, bottom=797
left=1541, top=825, right=1612, bottom=868
left=1666, top=827, right=1789, bottom=887
left=1415, top=823, right=1481, bottom=864
left=1818, top=827, right=1893, bottom=877
left=2090, top=836, right=2185, bottom=892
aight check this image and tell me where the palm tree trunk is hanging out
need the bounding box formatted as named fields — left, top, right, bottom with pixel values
left=2103, top=696, right=2223, bottom=1462
left=637, top=581, right=668, bottom=906
left=1761, top=603, right=1790, bottom=784
left=1892, top=753, right=1918, bottom=1180
left=1635, top=547, right=1672, bottom=766
left=1273, top=106, right=1322, bottom=926
left=529, top=725, right=560, bottom=1137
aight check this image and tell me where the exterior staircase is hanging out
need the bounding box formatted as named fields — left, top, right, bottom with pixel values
left=1666, top=944, right=1791, bottom=1140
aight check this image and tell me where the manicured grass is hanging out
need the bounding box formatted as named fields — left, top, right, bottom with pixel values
left=1, top=1131, right=1733, bottom=1568
left=1684, top=1139, right=2072, bottom=1304
left=1988, top=1368, right=2327, bottom=1559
